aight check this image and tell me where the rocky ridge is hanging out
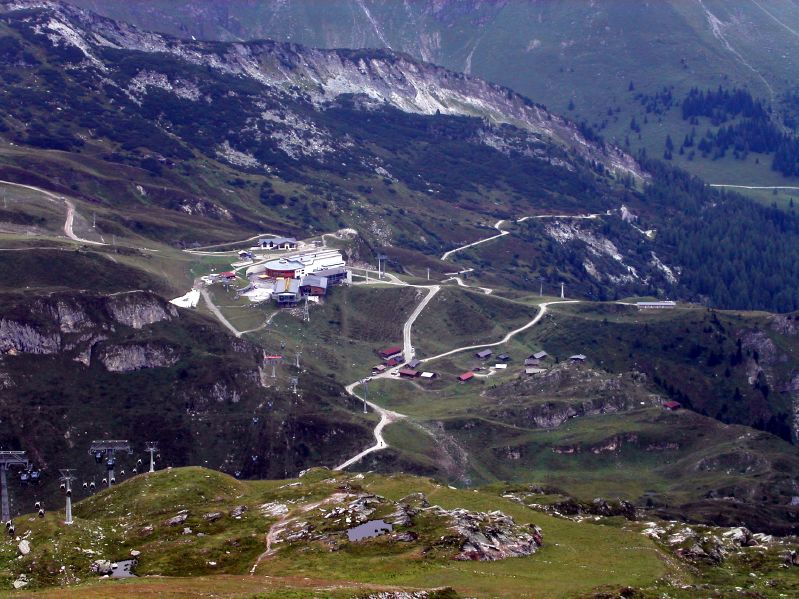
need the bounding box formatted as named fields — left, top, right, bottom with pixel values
left=1, top=0, right=642, bottom=179
left=0, top=291, right=179, bottom=371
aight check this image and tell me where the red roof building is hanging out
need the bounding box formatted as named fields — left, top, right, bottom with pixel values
left=663, top=401, right=682, bottom=410
left=385, top=357, right=402, bottom=367
left=398, top=369, right=420, bottom=378
left=220, top=271, right=236, bottom=279
left=458, top=372, right=475, bottom=382
left=378, top=345, right=403, bottom=359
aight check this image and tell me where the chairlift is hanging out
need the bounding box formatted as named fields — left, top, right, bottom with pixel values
left=94, top=451, right=103, bottom=464
left=19, top=472, right=30, bottom=484
left=82, top=482, right=88, bottom=489
left=37, top=509, right=44, bottom=519
left=137, top=459, right=143, bottom=466
left=101, top=478, right=107, bottom=485
left=131, top=468, right=137, bottom=474
left=65, top=488, right=71, bottom=497
left=120, top=470, right=125, bottom=476
left=7, top=525, right=14, bottom=536
left=106, top=458, right=115, bottom=470
left=59, top=483, right=66, bottom=492
left=34, top=502, right=41, bottom=510
left=89, top=481, right=96, bottom=490
left=110, top=478, right=116, bottom=485
left=29, top=470, right=41, bottom=483
left=5, top=520, right=11, bottom=529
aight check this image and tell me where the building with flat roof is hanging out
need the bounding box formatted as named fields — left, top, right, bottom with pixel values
left=300, top=275, right=328, bottom=296
left=263, top=250, right=345, bottom=279
left=475, top=349, right=492, bottom=359
left=314, top=267, right=350, bottom=285
left=636, top=301, right=676, bottom=309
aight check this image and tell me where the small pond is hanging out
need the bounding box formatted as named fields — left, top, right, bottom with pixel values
left=110, top=559, right=137, bottom=578
left=347, top=519, right=393, bottom=542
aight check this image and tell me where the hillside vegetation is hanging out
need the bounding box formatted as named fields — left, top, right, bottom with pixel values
left=65, top=0, right=799, bottom=191
left=2, top=466, right=797, bottom=597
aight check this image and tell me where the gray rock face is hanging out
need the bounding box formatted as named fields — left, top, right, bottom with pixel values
left=98, top=343, right=180, bottom=372
left=106, top=293, right=177, bottom=329
left=3, top=0, right=642, bottom=181
left=0, top=292, right=180, bottom=366
left=0, top=319, right=60, bottom=355
left=445, top=508, right=542, bottom=561
left=164, top=511, right=188, bottom=526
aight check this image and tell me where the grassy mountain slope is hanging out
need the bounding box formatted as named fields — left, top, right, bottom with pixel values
left=351, top=299, right=799, bottom=534
left=5, top=2, right=799, bottom=312
left=2, top=466, right=797, bottom=597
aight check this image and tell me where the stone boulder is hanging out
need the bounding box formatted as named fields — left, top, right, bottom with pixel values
left=91, top=559, right=113, bottom=575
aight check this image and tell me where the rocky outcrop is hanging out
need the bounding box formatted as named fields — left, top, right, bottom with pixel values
left=643, top=521, right=763, bottom=566
left=164, top=511, right=188, bottom=526
left=488, top=366, right=659, bottom=430
left=1, top=292, right=182, bottom=369
left=98, top=343, right=180, bottom=372
left=106, top=292, right=177, bottom=329
left=1, top=0, right=643, bottom=180
left=445, top=508, right=542, bottom=561
left=90, top=559, right=113, bottom=574
left=268, top=491, right=541, bottom=562
left=0, top=319, right=60, bottom=354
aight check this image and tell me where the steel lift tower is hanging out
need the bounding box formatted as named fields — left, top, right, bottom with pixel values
left=264, top=354, right=282, bottom=378
left=145, top=442, right=159, bottom=473
left=58, top=469, right=76, bottom=525
left=0, top=451, right=28, bottom=523
left=377, top=254, right=388, bottom=279
left=89, top=440, right=132, bottom=487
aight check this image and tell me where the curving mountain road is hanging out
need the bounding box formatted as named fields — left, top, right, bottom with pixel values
left=335, top=294, right=580, bottom=469
left=441, top=219, right=507, bottom=261
left=0, top=179, right=105, bottom=245
left=419, top=300, right=579, bottom=365
left=334, top=380, right=405, bottom=471
left=440, top=213, right=603, bottom=262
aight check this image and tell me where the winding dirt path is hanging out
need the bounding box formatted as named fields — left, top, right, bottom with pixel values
left=440, top=213, right=603, bottom=262
left=0, top=179, right=105, bottom=245
left=419, top=300, right=579, bottom=365
left=441, top=219, right=507, bottom=261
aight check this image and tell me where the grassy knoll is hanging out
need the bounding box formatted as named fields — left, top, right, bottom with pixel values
left=413, top=287, right=537, bottom=357
left=245, top=284, right=421, bottom=382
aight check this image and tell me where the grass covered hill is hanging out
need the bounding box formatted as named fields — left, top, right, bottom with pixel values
left=2, top=466, right=797, bottom=597
left=349, top=298, right=799, bottom=534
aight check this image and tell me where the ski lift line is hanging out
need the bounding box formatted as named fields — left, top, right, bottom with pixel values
left=0, top=451, right=31, bottom=524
